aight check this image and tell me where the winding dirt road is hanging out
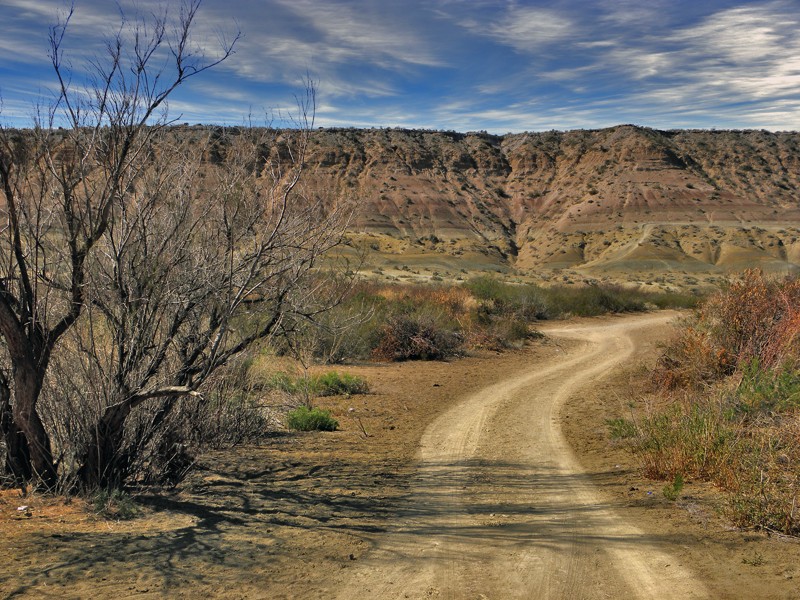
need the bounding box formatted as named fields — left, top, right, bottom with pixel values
left=337, top=312, right=709, bottom=599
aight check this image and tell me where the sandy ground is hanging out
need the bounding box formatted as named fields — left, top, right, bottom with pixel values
left=1, top=312, right=798, bottom=599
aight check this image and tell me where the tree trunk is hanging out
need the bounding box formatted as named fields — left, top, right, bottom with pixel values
left=11, top=364, right=57, bottom=488
left=0, top=374, right=32, bottom=482
left=79, top=404, right=131, bottom=490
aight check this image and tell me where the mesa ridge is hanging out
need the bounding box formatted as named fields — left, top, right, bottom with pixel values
left=299, top=125, right=800, bottom=289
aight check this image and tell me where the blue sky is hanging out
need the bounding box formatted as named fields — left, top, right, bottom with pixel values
left=1, top=0, right=798, bottom=132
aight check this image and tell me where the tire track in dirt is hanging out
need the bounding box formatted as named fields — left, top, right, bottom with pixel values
left=336, top=312, right=710, bottom=599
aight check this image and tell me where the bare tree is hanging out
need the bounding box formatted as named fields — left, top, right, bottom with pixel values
left=0, top=1, right=238, bottom=488
left=69, top=111, right=352, bottom=488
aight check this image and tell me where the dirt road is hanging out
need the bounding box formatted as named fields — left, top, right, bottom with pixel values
left=337, top=312, right=708, bottom=599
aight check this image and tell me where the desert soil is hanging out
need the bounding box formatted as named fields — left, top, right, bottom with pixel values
left=1, top=312, right=798, bottom=599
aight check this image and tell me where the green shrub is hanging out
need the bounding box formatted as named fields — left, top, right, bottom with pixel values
left=662, top=473, right=685, bottom=501
left=542, top=284, right=648, bottom=317
left=465, top=276, right=549, bottom=320
left=737, top=359, right=800, bottom=415
left=287, top=406, right=339, bottom=431
left=606, top=417, right=637, bottom=439
left=265, top=371, right=369, bottom=397
left=648, top=291, right=701, bottom=310
left=465, top=275, right=510, bottom=303
left=312, top=371, right=369, bottom=396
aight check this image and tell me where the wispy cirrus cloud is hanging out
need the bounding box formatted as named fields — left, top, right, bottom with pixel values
left=667, top=3, right=800, bottom=98
left=480, top=6, right=575, bottom=53
left=203, top=0, right=445, bottom=87
left=273, top=0, right=445, bottom=68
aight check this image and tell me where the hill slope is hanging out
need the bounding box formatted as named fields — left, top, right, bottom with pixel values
left=304, top=125, right=800, bottom=289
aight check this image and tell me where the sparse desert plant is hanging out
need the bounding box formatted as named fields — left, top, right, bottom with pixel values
left=741, top=551, right=765, bottom=567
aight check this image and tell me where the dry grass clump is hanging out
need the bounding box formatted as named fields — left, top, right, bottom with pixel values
left=633, top=270, right=800, bottom=535
left=651, top=324, right=735, bottom=389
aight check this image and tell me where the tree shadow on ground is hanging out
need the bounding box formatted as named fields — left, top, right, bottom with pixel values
left=3, top=448, right=697, bottom=598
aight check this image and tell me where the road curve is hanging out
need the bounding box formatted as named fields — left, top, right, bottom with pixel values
left=337, top=312, right=709, bottom=599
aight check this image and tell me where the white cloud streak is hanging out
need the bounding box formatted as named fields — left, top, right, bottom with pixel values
left=458, top=5, right=575, bottom=52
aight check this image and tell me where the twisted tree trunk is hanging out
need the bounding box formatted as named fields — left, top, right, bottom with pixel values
left=9, top=361, right=57, bottom=487
left=0, top=371, right=31, bottom=482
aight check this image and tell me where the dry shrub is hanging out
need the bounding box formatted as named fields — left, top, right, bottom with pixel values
left=654, top=270, right=800, bottom=389
left=465, top=318, right=536, bottom=351
left=639, top=270, right=800, bottom=535
left=373, top=284, right=473, bottom=321
left=762, top=305, right=800, bottom=369
left=653, top=322, right=735, bottom=389
left=725, top=413, right=800, bottom=534
left=415, top=286, right=474, bottom=319
left=703, top=270, right=800, bottom=368
left=371, top=314, right=463, bottom=361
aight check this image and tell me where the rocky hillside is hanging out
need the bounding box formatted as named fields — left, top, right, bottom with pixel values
left=304, top=125, right=800, bottom=290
